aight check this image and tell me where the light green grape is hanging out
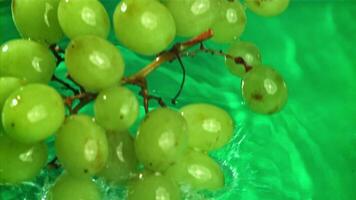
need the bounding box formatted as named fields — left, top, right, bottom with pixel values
left=163, top=0, right=218, bottom=37
left=135, top=108, right=188, bottom=171
left=128, top=174, right=181, bottom=200
left=0, top=134, right=48, bottom=184
left=98, top=131, right=138, bottom=184
left=165, top=150, right=224, bottom=190
left=12, top=0, right=63, bottom=45
left=180, top=103, right=233, bottom=151
left=47, top=172, right=101, bottom=200
left=0, top=39, right=56, bottom=84
left=225, top=41, right=262, bottom=77
left=55, top=115, right=109, bottom=177
left=113, top=0, right=176, bottom=55
left=57, top=0, right=110, bottom=39
left=65, top=35, right=125, bottom=92
left=94, top=86, right=139, bottom=132
left=241, top=65, right=288, bottom=114
left=0, top=77, right=22, bottom=110
left=245, top=0, right=290, bottom=17
left=2, top=84, right=65, bottom=143
left=211, top=0, right=246, bottom=43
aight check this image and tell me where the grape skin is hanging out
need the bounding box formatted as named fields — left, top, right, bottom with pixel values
left=55, top=115, right=109, bottom=177
left=0, top=134, right=48, bottom=184
left=57, top=0, right=110, bottom=39
left=241, top=65, right=288, bottom=114
left=113, top=0, right=176, bottom=55
left=135, top=108, right=188, bottom=171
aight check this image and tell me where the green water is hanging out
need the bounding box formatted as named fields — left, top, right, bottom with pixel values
left=1, top=1, right=356, bottom=200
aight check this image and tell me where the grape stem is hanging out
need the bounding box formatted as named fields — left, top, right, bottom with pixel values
left=58, top=29, right=250, bottom=114
left=50, top=44, right=64, bottom=66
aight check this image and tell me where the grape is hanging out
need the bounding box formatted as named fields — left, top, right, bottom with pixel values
left=57, top=0, right=110, bottom=39
left=0, top=39, right=56, bottom=84
left=113, top=0, right=176, bottom=55
left=211, top=0, right=246, bottom=43
left=180, top=103, right=234, bottom=151
left=94, top=86, right=139, bottom=132
left=245, top=0, right=290, bottom=17
left=12, top=0, right=63, bottom=45
left=0, top=134, right=48, bottom=184
left=0, top=77, right=22, bottom=110
left=2, top=84, right=65, bottom=143
left=98, top=131, right=138, bottom=184
left=225, top=41, right=262, bottom=77
left=55, top=115, right=109, bottom=177
left=241, top=65, right=288, bottom=114
left=163, top=0, right=218, bottom=37
left=165, top=150, right=224, bottom=190
left=47, top=172, right=101, bottom=200
left=135, top=108, right=188, bottom=171
left=128, top=174, right=181, bottom=200
left=65, top=35, right=125, bottom=92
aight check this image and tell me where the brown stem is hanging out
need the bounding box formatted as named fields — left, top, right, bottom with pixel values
left=52, top=75, right=80, bottom=95
left=50, top=45, right=64, bottom=66
left=122, top=29, right=214, bottom=84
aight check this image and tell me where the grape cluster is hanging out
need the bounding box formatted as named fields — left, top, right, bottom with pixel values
left=0, top=0, right=290, bottom=199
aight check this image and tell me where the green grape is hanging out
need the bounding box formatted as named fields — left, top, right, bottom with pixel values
left=245, top=0, right=290, bottom=17
left=11, top=0, right=63, bottom=45
left=211, top=0, right=246, bottom=43
left=0, top=77, right=22, bottom=110
left=165, top=150, right=224, bottom=190
left=94, top=86, right=139, bottom=132
left=128, top=174, right=181, bottom=200
left=65, top=35, right=125, bottom=92
left=2, top=84, right=65, bottom=143
left=135, top=108, right=188, bottom=171
left=163, top=0, right=218, bottom=37
left=47, top=172, right=101, bottom=200
left=57, top=0, right=110, bottom=39
left=98, top=131, right=138, bottom=184
left=241, top=65, right=288, bottom=114
left=0, top=39, right=56, bottom=84
left=225, top=41, right=262, bottom=77
left=180, top=103, right=234, bottom=151
left=113, top=0, right=176, bottom=55
left=55, top=115, right=109, bottom=177
left=0, top=134, right=48, bottom=184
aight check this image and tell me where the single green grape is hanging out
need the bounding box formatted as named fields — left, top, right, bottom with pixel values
left=0, top=39, right=56, bottom=84
left=241, top=65, right=288, bottom=114
left=65, top=35, right=125, bottom=92
left=225, top=41, right=262, bottom=77
left=94, top=86, right=139, bottom=132
left=211, top=0, right=246, bottom=43
left=113, top=0, right=176, bottom=55
left=55, top=115, right=109, bottom=177
left=180, top=103, right=234, bottom=151
left=165, top=150, right=224, bottom=190
left=2, top=84, right=65, bottom=143
left=0, top=77, right=22, bottom=110
left=0, top=134, right=48, bottom=184
left=128, top=174, right=181, bottom=200
left=163, top=0, right=218, bottom=37
left=57, top=0, right=110, bottom=39
left=47, top=172, right=101, bottom=200
left=12, top=0, right=63, bottom=45
left=135, top=108, right=188, bottom=171
left=245, top=0, right=290, bottom=17
left=98, top=131, right=138, bottom=184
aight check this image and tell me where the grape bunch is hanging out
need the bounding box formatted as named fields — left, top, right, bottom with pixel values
left=0, top=0, right=290, bottom=199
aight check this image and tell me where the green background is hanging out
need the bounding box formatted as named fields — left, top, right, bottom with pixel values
left=1, top=0, right=355, bottom=199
